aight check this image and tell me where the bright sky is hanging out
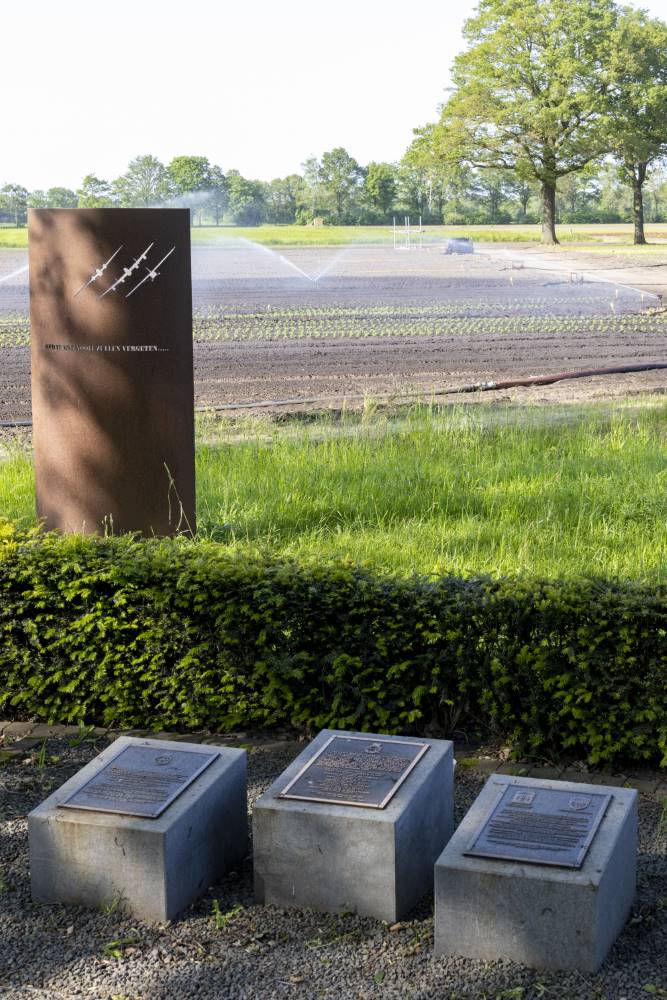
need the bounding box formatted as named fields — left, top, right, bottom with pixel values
left=4, top=0, right=666, bottom=191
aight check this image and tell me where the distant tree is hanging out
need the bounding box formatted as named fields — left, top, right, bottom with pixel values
left=557, top=168, right=603, bottom=223
left=27, top=190, right=48, bottom=208
left=45, top=187, right=77, bottom=208
left=597, top=162, right=631, bottom=222
left=0, top=184, right=28, bottom=226
left=317, top=148, right=365, bottom=223
left=225, top=170, right=266, bottom=225
left=301, top=156, right=324, bottom=221
left=113, top=155, right=171, bottom=207
left=168, top=155, right=212, bottom=194
left=363, top=162, right=397, bottom=221
left=604, top=8, right=667, bottom=243
left=503, top=175, right=538, bottom=222
left=77, top=174, right=114, bottom=207
left=168, top=156, right=213, bottom=224
left=403, top=128, right=452, bottom=222
left=644, top=167, right=667, bottom=223
left=264, top=174, right=307, bottom=224
left=207, top=165, right=228, bottom=226
left=432, top=0, right=618, bottom=243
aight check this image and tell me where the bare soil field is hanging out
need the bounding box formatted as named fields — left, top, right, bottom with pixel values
left=2, top=241, right=667, bottom=420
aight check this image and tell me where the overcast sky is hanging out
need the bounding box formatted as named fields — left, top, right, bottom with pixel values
left=4, top=0, right=666, bottom=191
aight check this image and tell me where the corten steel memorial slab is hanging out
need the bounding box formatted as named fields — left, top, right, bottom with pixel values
left=28, top=208, right=195, bottom=536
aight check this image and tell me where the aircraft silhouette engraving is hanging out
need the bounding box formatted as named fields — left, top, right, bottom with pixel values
left=126, top=247, right=176, bottom=298
left=99, top=244, right=154, bottom=298
left=74, top=246, right=123, bottom=297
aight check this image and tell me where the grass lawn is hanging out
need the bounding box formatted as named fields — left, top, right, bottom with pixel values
left=3, top=401, right=667, bottom=581
left=3, top=222, right=667, bottom=249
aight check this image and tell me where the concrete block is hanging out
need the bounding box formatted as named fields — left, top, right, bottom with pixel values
left=253, top=728, right=454, bottom=922
left=434, top=775, right=637, bottom=972
left=28, top=736, right=247, bottom=922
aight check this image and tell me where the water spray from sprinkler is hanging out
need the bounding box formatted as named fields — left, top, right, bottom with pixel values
left=0, top=265, right=29, bottom=285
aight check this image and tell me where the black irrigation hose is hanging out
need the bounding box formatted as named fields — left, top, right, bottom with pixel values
left=193, top=361, right=667, bottom=410
left=1, top=362, right=667, bottom=426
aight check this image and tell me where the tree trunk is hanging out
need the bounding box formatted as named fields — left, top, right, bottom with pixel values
left=632, top=165, right=647, bottom=245
left=541, top=182, right=559, bottom=244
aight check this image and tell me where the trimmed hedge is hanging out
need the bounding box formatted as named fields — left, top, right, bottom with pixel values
left=0, top=521, right=665, bottom=767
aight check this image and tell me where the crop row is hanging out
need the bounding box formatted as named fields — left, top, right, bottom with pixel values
left=192, top=311, right=667, bottom=342
left=194, top=295, right=650, bottom=319
left=2, top=309, right=666, bottom=349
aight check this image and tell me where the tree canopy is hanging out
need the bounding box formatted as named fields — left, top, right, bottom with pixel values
left=604, top=7, right=667, bottom=243
left=431, top=0, right=620, bottom=243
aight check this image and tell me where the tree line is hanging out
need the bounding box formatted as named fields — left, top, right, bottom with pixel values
left=3, top=152, right=667, bottom=234
left=1, top=0, right=666, bottom=244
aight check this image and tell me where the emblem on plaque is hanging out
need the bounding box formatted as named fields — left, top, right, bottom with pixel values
left=511, top=790, right=535, bottom=806
left=154, top=754, right=173, bottom=766
left=567, top=796, right=591, bottom=811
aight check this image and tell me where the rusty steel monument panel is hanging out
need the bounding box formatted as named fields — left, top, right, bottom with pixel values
left=29, top=208, right=195, bottom=536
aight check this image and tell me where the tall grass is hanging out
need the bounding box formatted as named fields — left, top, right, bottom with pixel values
left=3, top=402, right=667, bottom=580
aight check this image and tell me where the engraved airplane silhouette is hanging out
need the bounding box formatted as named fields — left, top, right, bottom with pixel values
left=126, top=247, right=176, bottom=298
left=99, top=243, right=154, bottom=298
left=73, top=246, right=123, bottom=297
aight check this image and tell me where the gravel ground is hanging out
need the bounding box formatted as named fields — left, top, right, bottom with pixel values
left=0, top=738, right=665, bottom=999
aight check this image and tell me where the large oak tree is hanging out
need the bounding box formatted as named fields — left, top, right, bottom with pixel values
left=433, top=0, right=618, bottom=243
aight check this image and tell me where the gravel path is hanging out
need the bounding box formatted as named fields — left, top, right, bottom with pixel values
left=0, top=737, right=665, bottom=999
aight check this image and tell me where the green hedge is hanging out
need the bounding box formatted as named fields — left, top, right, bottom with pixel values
left=0, top=522, right=665, bottom=767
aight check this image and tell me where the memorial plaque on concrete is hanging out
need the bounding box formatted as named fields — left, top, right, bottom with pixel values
left=435, top=776, right=638, bottom=972
left=254, top=729, right=454, bottom=921
left=29, top=737, right=248, bottom=922
left=28, top=208, right=195, bottom=536
left=278, top=734, right=429, bottom=808
left=59, top=744, right=218, bottom=819
left=465, top=784, right=611, bottom=868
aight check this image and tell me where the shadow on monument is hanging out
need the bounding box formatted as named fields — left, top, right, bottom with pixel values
left=29, top=208, right=195, bottom=537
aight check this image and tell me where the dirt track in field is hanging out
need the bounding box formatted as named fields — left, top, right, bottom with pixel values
left=2, top=241, right=667, bottom=421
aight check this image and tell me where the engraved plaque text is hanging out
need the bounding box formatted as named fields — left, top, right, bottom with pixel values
left=465, top=784, right=612, bottom=868
left=58, top=745, right=218, bottom=819
left=278, top=735, right=429, bottom=809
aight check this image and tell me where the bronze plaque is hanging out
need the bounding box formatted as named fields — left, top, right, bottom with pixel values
left=29, top=208, right=195, bottom=536
left=59, top=744, right=218, bottom=819
left=278, top=735, right=429, bottom=809
left=465, top=784, right=612, bottom=868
